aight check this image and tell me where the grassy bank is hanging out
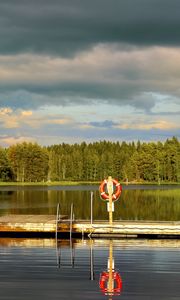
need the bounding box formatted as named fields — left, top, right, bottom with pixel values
left=0, top=181, right=99, bottom=186
left=0, top=181, right=179, bottom=186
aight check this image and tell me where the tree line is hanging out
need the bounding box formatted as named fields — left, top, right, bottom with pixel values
left=0, top=137, right=179, bottom=183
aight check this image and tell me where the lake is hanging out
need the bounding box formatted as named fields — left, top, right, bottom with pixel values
left=0, top=238, right=180, bottom=300
left=0, top=184, right=180, bottom=221
left=0, top=185, right=180, bottom=299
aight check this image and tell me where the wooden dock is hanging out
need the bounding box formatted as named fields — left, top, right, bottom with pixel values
left=0, top=215, right=180, bottom=238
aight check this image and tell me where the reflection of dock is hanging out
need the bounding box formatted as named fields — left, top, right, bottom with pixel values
left=0, top=215, right=180, bottom=238
left=1, top=237, right=180, bottom=248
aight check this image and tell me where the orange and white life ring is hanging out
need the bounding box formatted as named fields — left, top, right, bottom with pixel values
left=99, top=271, right=122, bottom=295
left=99, top=178, right=122, bottom=201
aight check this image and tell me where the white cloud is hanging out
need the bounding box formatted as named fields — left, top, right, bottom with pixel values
left=0, top=135, right=36, bottom=146
left=0, top=44, right=180, bottom=145
left=21, top=110, right=33, bottom=116
left=114, top=120, right=179, bottom=130
left=0, top=107, right=12, bottom=115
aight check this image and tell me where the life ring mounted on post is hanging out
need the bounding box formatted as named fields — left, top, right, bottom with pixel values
left=99, top=178, right=122, bottom=202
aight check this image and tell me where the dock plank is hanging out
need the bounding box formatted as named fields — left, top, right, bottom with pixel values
left=0, top=215, right=180, bottom=237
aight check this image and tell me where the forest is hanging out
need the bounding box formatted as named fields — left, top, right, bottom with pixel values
left=0, top=137, right=179, bottom=183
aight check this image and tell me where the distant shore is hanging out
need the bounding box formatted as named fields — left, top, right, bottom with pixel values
left=0, top=181, right=179, bottom=186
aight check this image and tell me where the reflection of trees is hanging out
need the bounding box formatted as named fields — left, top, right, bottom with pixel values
left=0, top=188, right=180, bottom=221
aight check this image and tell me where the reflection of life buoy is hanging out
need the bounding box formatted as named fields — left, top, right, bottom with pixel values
left=99, top=271, right=122, bottom=295
left=99, top=178, right=122, bottom=201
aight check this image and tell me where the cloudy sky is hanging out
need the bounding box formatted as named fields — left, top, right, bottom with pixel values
left=0, top=0, right=180, bottom=146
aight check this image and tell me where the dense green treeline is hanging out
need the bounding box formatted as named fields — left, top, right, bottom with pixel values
left=0, top=137, right=179, bottom=183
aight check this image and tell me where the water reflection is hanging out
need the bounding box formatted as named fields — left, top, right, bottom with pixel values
left=89, top=239, right=95, bottom=280
left=0, top=238, right=180, bottom=299
left=0, top=185, right=180, bottom=220
left=56, top=238, right=75, bottom=268
left=1, top=237, right=180, bottom=248
left=56, top=238, right=123, bottom=297
left=99, top=240, right=122, bottom=297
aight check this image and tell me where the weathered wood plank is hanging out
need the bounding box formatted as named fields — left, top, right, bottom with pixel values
left=0, top=215, right=180, bottom=236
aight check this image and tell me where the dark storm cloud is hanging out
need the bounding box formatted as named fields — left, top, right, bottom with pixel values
left=0, top=82, right=155, bottom=111
left=89, top=120, right=117, bottom=128
left=1, top=0, right=180, bottom=56
left=1, top=43, right=180, bottom=112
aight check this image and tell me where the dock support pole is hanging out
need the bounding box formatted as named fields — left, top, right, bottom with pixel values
left=70, top=203, right=73, bottom=240
left=56, top=203, right=60, bottom=267
left=90, top=191, right=93, bottom=228
left=56, top=203, right=60, bottom=240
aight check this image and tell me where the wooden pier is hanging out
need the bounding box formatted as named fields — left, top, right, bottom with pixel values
left=0, top=215, right=180, bottom=238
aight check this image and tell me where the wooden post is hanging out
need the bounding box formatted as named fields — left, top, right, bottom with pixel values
left=107, top=176, right=113, bottom=230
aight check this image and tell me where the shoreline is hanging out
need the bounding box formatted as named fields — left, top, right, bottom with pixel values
left=0, top=181, right=180, bottom=186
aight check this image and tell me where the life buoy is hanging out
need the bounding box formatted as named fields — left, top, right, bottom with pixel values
left=99, top=271, right=122, bottom=295
left=99, top=178, right=122, bottom=201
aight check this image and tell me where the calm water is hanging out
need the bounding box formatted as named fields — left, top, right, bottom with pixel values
left=0, top=238, right=180, bottom=300
left=0, top=185, right=180, bottom=220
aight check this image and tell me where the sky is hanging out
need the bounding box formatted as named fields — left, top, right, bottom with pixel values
left=0, top=0, right=180, bottom=146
